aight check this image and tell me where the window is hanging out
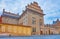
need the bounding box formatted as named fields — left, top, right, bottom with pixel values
left=32, top=28, right=36, bottom=32
left=39, top=19, right=42, bottom=26
left=6, top=18, right=9, bottom=23
left=1, top=26, right=5, bottom=32
left=39, top=22, right=42, bottom=26
left=7, top=26, right=12, bottom=32
left=32, top=17, right=36, bottom=24
left=0, top=25, right=1, bottom=28
left=0, top=25, right=2, bottom=31
left=23, top=17, right=27, bottom=25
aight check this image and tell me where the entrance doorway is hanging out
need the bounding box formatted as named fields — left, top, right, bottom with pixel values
left=49, top=30, right=50, bottom=35
left=40, top=31, right=43, bottom=35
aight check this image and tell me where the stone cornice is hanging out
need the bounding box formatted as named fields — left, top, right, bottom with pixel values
left=26, top=7, right=45, bottom=15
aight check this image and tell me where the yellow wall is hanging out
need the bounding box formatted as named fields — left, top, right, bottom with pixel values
left=0, top=24, right=32, bottom=36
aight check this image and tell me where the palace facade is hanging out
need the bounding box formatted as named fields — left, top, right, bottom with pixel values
left=0, top=2, right=60, bottom=36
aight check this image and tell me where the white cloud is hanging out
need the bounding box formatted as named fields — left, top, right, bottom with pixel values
left=39, top=0, right=60, bottom=24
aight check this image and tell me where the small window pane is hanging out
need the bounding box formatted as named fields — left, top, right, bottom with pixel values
left=32, top=28, right=36, bottom=32
left=32, top=17, right=36, bottom=24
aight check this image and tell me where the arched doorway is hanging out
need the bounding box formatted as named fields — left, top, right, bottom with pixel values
left=51, top=32, right=53, bottom=35
left=49, top=30, right=50, bottom=35
left=40, top=31, right=43, bottom=35
left=46, top=31, right=47, bottom=35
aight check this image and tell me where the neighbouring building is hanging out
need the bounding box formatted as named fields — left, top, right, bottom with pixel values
left=52, top=19, right=60, bottom=34
left=45, top=19, right=60, bottom=35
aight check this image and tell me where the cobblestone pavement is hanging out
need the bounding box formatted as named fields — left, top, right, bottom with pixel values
left=0, top=35, right=60, bottom=39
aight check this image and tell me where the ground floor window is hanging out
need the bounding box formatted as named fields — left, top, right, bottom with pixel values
left=0, top=25, right=1, bottom=31
left=32, top=28, right=36, bottom=32
left=1, top=26, right=5, bottom=32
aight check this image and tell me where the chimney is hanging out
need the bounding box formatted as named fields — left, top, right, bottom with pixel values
left=3, top=9, right=5, bottom=13
left=56, top=19, right=59, bottom=22
left=33, top=1, right=38, bottom=5
left=17, top=13, right=19, bottom=15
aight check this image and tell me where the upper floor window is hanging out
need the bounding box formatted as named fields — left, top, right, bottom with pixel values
left=39, top=19, right=42, bottom=26
left=39, top=22, right=42, bottom=26
left=23, top=17, right=27, bottom=25
left=32, top=17, right=36, bottom=25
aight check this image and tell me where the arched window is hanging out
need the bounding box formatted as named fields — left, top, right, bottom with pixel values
left=40, top=31, right=43, bottom=35
left=49, top=30, right=50, bottom=35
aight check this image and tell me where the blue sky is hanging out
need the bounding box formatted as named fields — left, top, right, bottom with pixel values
left=0, top=0, right=60, bottom=24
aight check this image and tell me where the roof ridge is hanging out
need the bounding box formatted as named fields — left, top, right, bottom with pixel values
left=3, top=9, right=19, bottom=16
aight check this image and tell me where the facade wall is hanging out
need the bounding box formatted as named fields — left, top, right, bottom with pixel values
left=19, top=13, right=29, bottom=25
left=27, top=10, right=44, bottom=35
left=0, top=23, right=32, bottom=36
left=2, top=17, right=18, bottom=24
left=40, top=26, right=59, bottom=35
left=19, top=9, right=44, bottom=35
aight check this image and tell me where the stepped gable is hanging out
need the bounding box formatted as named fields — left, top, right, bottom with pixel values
left=26, top=2, right=44, bottom=15
left=19, top=2, right=45, bottom=19
left=1, top=9, right=19, bottom=19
